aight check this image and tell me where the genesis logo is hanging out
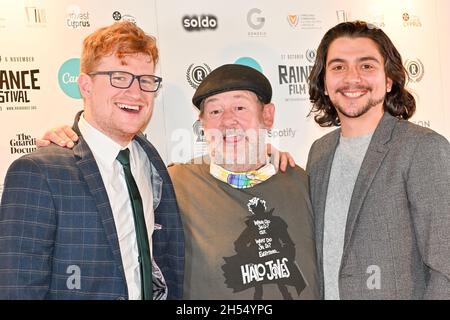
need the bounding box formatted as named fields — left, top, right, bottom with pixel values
left=182, top=15, right=218, bottom=31
left=186, top=63, right=212, bottom=89
left=247, top=8, right=265, bottom=30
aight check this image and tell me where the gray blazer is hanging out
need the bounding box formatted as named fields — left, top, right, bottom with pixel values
left=306, top=112, right=450, bottom=299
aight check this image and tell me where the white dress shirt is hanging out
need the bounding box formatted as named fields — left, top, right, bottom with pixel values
left=78, top=115, right=154, bottom=300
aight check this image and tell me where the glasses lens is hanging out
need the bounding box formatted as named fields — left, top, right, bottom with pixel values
left=140, top=75, right=160, bottom=92
left=110, top=71, right=132, bottom=88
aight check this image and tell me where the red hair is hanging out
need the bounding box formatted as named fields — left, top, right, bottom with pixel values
left=80, top=21, right=158, bottom=73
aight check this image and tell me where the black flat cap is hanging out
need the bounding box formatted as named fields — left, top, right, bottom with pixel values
left=192, top=64, right=272, bottom=109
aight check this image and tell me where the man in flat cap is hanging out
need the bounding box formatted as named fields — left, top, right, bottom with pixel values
left=35, top=63, right=319, bottom=300
left=169, top=64, right=319, bottom=299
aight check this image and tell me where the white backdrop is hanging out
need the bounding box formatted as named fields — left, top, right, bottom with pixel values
left=1, top=0, right=449, bottom=198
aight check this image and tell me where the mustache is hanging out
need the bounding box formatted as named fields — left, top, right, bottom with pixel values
left=336, top=85, right=371, bottom=92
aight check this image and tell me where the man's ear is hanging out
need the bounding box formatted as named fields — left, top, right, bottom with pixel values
left=386, top=77, right=393, bottom=93
left=262, top=103, right=275, bottom=128
left=77, top=73, right=92, bottom=98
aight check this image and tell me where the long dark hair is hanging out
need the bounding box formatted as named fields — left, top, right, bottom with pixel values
left=308, top=21, right=416, bottom=127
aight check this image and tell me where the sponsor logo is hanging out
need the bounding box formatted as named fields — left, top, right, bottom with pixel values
left=336, top=10, right=350, bottom=23
left=279, top=53, right=313, bottom=101
left=58, top=58, right=81, bottom=99
left=25, top=6, right=46, bottom=26
left=182, top=15, right=218, bottom=31
left=402, top=13, right=422, bottom=27
left=247, top=8, right=266, bottom=37
left=0, top=68, right=40, bottom=108
left=305, top=49, right=316, bottom=64
left=411, top=120, right=431, bottom=128
left=186, top=63, right=212, bottom=89
left=405, top=59, right=424, bottom=82
left=193, top=119, right=206, bottom=143
left=112, top=11, right=136, bottom=24
left=297, top=14, right=322, bottom=30
left=267, top=128, right=297, bottom=139
left=10, top=133, right=37, bottom=155
left=66, top=5, right=90, bottom=29
left=287, top=15, right=299, bottom=28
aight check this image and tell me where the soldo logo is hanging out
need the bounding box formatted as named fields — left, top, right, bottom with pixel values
left=182, top=15, right=218, bottom=31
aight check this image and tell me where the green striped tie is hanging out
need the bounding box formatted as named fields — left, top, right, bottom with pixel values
left=116, top=148, right=152, bottom=300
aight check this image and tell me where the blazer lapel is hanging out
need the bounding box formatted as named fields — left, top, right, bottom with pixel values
left=73, top=133, right=127, bottom=286
left=313, top=131, right=340, bottom=278
left=342, top=113, right=397, bottom=257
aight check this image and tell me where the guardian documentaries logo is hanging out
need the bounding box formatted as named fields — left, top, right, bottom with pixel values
left=0, top=55, right=40, bottom=111
left=402, top=13, right=422, bottom=27
left=186, top=63, right=212, bottom=89
left=25, top=6, right=46, bottom=27
left=247, top=8, right=266, bottom=37
left=58, top=58, right=81, bottom=99
left=182, top=14, right=218, bottom=31
left=112, top=11, right=136, bottom=24
left=278, top=51, right=314, bottom=102
left=405, top=59, right=425, bottom=83
left=10, top=133, right=37, bottom=155
left=66, top=5, right=90, bottom=29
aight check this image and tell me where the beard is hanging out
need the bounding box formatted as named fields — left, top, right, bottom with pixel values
left=206, top=128, right=267, bottom=172
left=332, top=87, right=385, bottom=118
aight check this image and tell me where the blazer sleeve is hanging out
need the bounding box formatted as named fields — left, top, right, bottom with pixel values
left=0, top=157, right=56, bottom=299
left=406, top=132, right=450, bottom=299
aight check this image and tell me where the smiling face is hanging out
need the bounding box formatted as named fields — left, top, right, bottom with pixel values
left=78, top=53, right=156, bottom=146
left=200, top=90, right=274, bottom=172
left=324, top=37, right=393, bottom=126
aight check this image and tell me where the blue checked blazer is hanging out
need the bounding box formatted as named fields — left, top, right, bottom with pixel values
left=0, top=113, right=184, bottom=299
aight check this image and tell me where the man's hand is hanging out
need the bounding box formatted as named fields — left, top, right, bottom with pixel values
left=36, top=125, right=79, bottom=149
left=266, top=143, right=296, bottom=172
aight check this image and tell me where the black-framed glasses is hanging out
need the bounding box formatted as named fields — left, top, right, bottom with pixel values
left=88, top=71, right=162, bottom=92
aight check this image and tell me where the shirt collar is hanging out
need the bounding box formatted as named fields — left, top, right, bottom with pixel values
left=78, top=114, right=132, bottom=166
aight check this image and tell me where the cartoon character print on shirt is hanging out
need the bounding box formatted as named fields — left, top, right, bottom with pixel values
left=222, top=197, right=306, bottom=299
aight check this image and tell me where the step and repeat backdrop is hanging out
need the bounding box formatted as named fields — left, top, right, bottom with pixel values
left=1, top=0, right=450, bottom=198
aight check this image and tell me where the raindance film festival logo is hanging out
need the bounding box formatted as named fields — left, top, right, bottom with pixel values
left=58, top=58, right=81, bottom=99
left=402, top=13, right=422, bottom=27
left=247, top=8, right=266, bottom=37
left=112, top=11, right=136, bottom=24
left=66, top=5, right=90, bottom=29
left=405, top=59, right=424, bottom=83
left=278, top=50, right=315, bottom=102
left=182, top=14, right=218, bottom=31
left=25, top=6, right=46, bottom=26
left=10, top=133, right=37, bottom=155
left=186, top=63, right=211, bottom=89
left=0, top=68, right=40, bottom=109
